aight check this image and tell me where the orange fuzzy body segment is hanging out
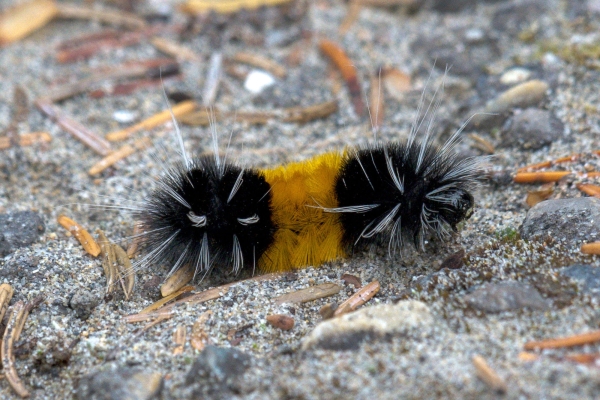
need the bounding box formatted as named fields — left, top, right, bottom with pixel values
left=259, top=152, right=346, bottom=272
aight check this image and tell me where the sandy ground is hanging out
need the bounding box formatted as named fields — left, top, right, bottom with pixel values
left=2, top=0, right=600, bottom=399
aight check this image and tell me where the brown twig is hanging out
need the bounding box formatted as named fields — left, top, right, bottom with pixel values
left=88, top=138, right=152, bottom=175
left=0, top=0, right=58, bottom=46
left=231, top=52, right=287, bottom=79
left=577, top=183, right=600, bottom=198
left=333, top=280, right=379, bottom=316
left=180, top=0, right=293, bottom=14
left=581, top=242, right=600, bottom=255
left=172, top=325, right=186, bottom=355
left=369, top=69, right=384, bottom=132
left=190, top=311, right=212, bottom=351
left=273, top=283, right=341, bottom=305
left=513, top=171, right=571, bottom=184
left=55, top=3, right=146, bottom=30
left=524, top=330, right=600, bottom=350
left=525, top=186, right=554, bottom=207
left=57, top=215, right=101, bottom=257
left=139, top=286, right=194, bottom=315
left=472, top=355, right=507, bottom=394
left=35, top=98, right=112, bottom=156
left=105, top=100, right=197, bottom=142
left=319, top=39, right=365, bottom=116
left=1, top=297, right=44, bottom=398
left=151, top=37, right=200, bottom=62
left=0, top=132, right=51, bottom=150
left=0, top=284, right=14, bottom=323
left=468, top=133, right=495, bottom=154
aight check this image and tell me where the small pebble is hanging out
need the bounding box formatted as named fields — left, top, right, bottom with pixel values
left=520, top=198, right=600, bottom=244
left=113, top=110, right=139, bottom=124
left=501, top=108, right=564, bottom=150
left=244, top=70, right=276, bottom=94
left=302, top=301, right=435, bottom=351
left=499, top=68, right=532, bottom=85
left=76, top=367, right=163, bottom=400
left=0, top=211, right=45, bottom=257
left=463, top=281, right=550, bottom=313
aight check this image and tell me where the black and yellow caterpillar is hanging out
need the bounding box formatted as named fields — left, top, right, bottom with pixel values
left=136, top=120, right=481, bottom=276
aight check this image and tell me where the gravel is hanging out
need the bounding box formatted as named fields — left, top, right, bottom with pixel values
left=2, top=0, right=600, bottom=399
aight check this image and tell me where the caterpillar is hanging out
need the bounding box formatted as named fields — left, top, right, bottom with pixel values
left=133, top=87, right=482, bottom=278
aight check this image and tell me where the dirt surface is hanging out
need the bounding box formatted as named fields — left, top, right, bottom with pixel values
left=2, top=0, right=600, bottom=399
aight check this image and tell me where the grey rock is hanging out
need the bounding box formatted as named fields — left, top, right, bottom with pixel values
left=302, top=301, right=435, bottom=351
left=76, top=367, right=163, bottom=400
left=519, top=198, right=600, bottom=244
left=69, top=290, right=100, bottom=320
left=464, top=281, right=550, bottom=313
left=492, top=0, right=547, bottom=34
left=561, top=264, right=600, bottom=299
left=0, top=211, right=45, bottom=257
left=428, top=0, right=477, bottom=13
left=501, top=108, right=564, bottom=150
left=185, top=345, right=252, bottom=385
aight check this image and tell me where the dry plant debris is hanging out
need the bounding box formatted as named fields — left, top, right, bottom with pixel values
left=113, top=244, right=135, bottom=300
left=57, top=215, right=101, bottom=257
left=172, top=325, right=186, bottom=355
left=160, top=266, right=195, bottom=297
left=202, top=52, right=223, bottom=106
left=190, top=311, right=212, bottom=351
left=88, top=138, right=152, bottom=176
left=513, top=171, right=571, bottom=184
left=0, top=132, right=51, bottom=150
left=581, top=242, right=600, bottom=255
left=97, top=230, right=136, bottom=298
left=333, top=280, right=380, bottom=316
left=340, top=273, right=362, bottom=288
left=468, top=133, right=495, bottom=155
left=266, top=314, right=295, bottom=331
left=273, top=283, right=341, bottom=305
left=472, top=355, right=507, bottom=394
left=319, top=39, right=365, bottom=116
left=0, top=0, right=58, bottom=46
left=106, top=100, right=197, bottom=142
left=179, top=100, right=338, bottom=126
left=524, top=329, right=600, bottom=350
left=525, top=186, right=554, bottom=207
left=98, top=230, right=117, bottom=292
left=151, top=37, right=200, bottom=62
left=55, top=3, right=146, bottom=30
left=139, top=286, right=194, bottom=315
left=180, top=0, right=293, bottom=15
left=35, top=98, right=112, bottom=156
left=231, top=52, right=287, bottom=78
left=576, top=183, right=600, bottom=198
left=0, top=284, right=14, bottom=324
left=369, top=71, right=384, bottom=131
left=1, top=297, right=44, bottom=398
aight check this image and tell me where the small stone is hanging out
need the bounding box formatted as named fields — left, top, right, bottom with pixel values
left=492, top=0, right=547, bottom=34
left=244, top=70, right=276, bottom=94
left=501, top=108, right=564, bottom=150
left=76, top=367, right=163, bottom=400
left=69, top=290, right=100, bottom=320
left=561, top=264, right=600, bottom=299
left=266, top=314, right=295, bottom=331
left=486, top=80, right=549, bottom=114
left=185, top=345, right=252, bottom=385
left=113, top=110, right=138, bottom=124
left=0, top=211, right=45, bottom=257
left=463, top=281, right=550, bottom=313
left=519, top=198, right=600, bottom=244
left=499, top=68, right=532, bottom=85
left=302, top=301, right=435, bottom=351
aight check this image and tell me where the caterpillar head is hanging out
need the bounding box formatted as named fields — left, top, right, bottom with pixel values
left=137, top=156, right=274, bottom=277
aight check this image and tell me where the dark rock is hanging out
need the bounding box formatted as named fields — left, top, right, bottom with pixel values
left=428, top=0, right=477, bottom=13
left=501, top=108, right=564, bottom=149
left=76, top=367, right=163, bottom=400
left=185, top=345, right=252, bottom=385
left=0, top=211, right=45, bottom=256
left=519, top=198, right=600, bottom=244
left=302, top=301, right=435, bottom=351
left=69, top=290, right=100, bottom=320
left=464, top=281, right=550, bottom=313
left=561, top=264, right=600, bottom=299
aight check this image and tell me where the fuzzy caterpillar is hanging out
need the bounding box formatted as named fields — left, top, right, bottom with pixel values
left=134, top=95, right=482, bottom=278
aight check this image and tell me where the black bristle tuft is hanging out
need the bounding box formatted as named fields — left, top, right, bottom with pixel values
left=136, top=156, right=274, bottom=276
left=335, top=140, right=480, bottom=252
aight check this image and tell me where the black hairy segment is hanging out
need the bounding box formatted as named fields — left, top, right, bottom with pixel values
left=335, top=140, right=478, bottom=252
left=137, top=156, right=274, bottom=276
